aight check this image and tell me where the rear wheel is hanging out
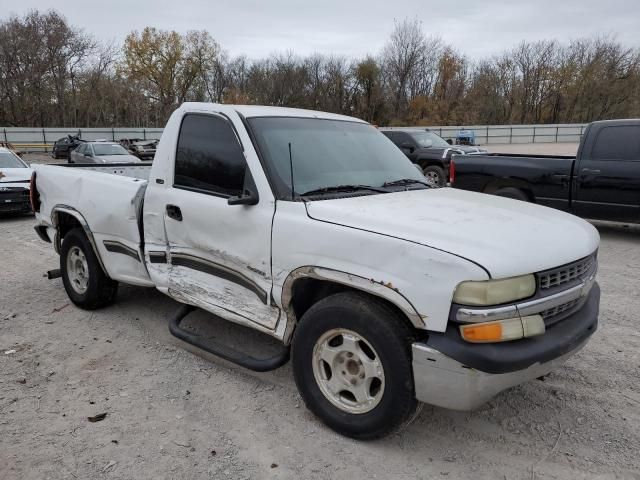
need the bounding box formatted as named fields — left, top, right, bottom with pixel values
left=494, top=187, right=530, bottom=202
left=60, top=228, right=118, bottom=309
left=292, top=292, right=419, bottom=439
left=422, top=165, right=446, bottom=187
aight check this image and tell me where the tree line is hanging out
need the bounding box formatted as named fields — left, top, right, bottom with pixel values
left=1, top=11, right=639, bottom=128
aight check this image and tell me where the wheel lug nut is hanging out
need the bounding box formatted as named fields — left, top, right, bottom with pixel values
left=350, top=379, right=357, bottom=385
left=359, top=373, right=365, bottom=379
left=347, top=353, right=353, bottom=358
left=341, top=371, right=346, bottom=375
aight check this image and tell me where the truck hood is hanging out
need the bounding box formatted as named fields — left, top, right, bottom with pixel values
left=0, top=167, right=33, bottom=184
left=304, top=188, right=599, bottom=278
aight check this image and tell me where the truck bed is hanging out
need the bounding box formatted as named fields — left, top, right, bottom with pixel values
left=33, top=162, right=154, bottom=286
left=450, top=153, right=576, bottom=210
left=58, top=161, right=153, bottom=180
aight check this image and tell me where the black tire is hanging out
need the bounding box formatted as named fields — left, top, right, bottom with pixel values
left=60, top=228, right=118, bottom=309
left=292, top=292, right=419, bottom=440
left=422, top=165, right=446, bottom=187
left=494, top=187, right=530, bottom=202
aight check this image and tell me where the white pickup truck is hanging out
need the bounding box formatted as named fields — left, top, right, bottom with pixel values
left=31, top=103, right=600, bottom=439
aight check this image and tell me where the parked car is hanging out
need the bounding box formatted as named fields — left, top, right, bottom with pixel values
left=120, top=138, right=158, bottom=160
left=69, top=141, right=142, bottom=164
left=31, top=103, right=600, bottom=439
left=52, top=135, right=84, bottom=159
left=0, top=147, right=33, bottom=214
left=380, top=127, right=487, bottom=186
left=450, top=119, right=640, bottom=223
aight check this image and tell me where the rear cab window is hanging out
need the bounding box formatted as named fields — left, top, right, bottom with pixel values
left=591, top=125, right=640, bottom=161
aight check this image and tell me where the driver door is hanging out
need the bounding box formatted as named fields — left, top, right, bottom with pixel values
left=160, top=112, right=280, bottom=332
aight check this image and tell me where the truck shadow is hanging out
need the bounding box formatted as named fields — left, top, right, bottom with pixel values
left=590, top=220, right=640, bottom=240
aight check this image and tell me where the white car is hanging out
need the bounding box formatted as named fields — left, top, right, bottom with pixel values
left=69, top=141, right=142, bottom=164
left=0, top=147, right=33, bottom=214
left=31, top=103, right=600, bottom=439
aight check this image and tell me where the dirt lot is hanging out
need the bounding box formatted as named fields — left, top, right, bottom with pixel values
left=2, top=150, right=640, bottom=480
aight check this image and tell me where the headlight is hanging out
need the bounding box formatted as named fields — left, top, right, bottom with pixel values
left=453, top=274, right=536, bottom=306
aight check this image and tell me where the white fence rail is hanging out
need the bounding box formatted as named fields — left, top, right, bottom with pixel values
left=1, top=127, right=164, bottom=152
left=432, top=123, right=588, bottom=145
left=0, top=123, right=588, bottom=152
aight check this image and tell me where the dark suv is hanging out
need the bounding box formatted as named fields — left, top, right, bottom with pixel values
left=380, top=128, right=486, bottom=186
left=52, top=135, right=85, bottom=160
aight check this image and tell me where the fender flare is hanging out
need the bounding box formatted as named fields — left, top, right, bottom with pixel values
left=51, top=204, right=109, bottom=275
left=278, top=266, right=426, bottom=343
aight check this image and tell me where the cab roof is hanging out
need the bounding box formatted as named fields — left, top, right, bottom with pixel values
left=179, top=102, right=368, bottom=124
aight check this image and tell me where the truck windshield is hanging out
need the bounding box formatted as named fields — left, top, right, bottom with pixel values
left=0, top=151, right=27, bottom=168
left=409, top=131, right=450, bottom=148
left=248, top=117, right=425, bottom=199
left=93, top=144, right=129, bottom=156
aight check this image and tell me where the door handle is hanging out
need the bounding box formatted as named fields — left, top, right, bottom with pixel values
left=581, top=168, right=601, bottom=174
left=166, top=204, right=182, bottom=221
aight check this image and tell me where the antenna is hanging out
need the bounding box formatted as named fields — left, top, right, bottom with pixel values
left=288, top=142, right=295, bottom=201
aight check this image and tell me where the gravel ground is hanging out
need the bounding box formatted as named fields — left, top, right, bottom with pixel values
left=2, top=148, right=639, bottom=480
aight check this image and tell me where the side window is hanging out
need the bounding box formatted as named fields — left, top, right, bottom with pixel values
left=174, top=114, right=246, bottom=196
left=591, top=126, right=640, bottom=161
left=396, top=132, right=414, bottom=146
left=381, top=131, right=395, bottom=143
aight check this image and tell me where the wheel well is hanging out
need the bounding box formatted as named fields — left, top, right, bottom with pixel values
left=56, top=212, right=83, bottom=242
left=483, top=180, right=535, bottom=202
left=419, top=160, right=444, bottom=169
left=288, top=278, right=417, bottom=332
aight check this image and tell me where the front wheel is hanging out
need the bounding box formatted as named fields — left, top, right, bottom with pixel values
left=292, top=292, right=419, bottom=439
left=60, top=228, right=118, bottom=309
left=422, top=165, right=446, bottom=187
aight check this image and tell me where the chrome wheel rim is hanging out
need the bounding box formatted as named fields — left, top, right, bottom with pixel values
left=66, top=246, right=89, bottom=294
left=312, top=328, right=385, bottom=414
left=424, top=170, right=440, bottom=186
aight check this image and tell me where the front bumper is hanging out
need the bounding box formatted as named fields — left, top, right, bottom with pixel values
left=412, top=283, right=599, bottom=410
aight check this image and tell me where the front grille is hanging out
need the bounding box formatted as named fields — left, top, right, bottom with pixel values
left=0, top=188, right=30, bottom=212
left=538, top=254, right=596, bottom=290
left=540, top=298, right=583, bottom=326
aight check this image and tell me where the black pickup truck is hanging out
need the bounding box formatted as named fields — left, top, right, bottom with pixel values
left=450, top=119, right=640, bottom=223
left=380, top=128, right=486, bottom=186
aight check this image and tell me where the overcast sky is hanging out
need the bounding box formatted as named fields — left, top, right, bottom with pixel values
left=4, top=0, right=639, bottom=59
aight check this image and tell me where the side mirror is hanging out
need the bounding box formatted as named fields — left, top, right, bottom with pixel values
left=228, top=189, right=259, bottom=206
left=400, top=142, right=415, bottom=153
left=446, top=139, right=453, bottom=145
left=423, top=140, right=433, bottom=148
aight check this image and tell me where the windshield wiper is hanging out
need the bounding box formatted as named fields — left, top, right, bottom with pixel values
left=382, top=178, right=431, bottom=188
left=300, top=184, right=389, bottom=196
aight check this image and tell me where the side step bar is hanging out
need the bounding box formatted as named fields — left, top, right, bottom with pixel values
left=168, top=304, right=290, bottom=372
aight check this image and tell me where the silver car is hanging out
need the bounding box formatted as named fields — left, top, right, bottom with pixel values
left=69, top=142, right=142, bottom=164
